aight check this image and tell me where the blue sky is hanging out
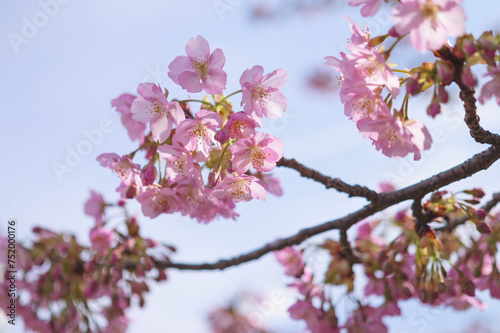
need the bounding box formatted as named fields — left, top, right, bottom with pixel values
left=1, top=0, right=500, bottom=332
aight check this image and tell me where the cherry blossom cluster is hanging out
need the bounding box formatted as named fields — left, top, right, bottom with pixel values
left=326, top=0, right=500, bottom=162
left=100, top=35, right=287, bottom=223
left=0, top=195, right=173, bottom=332
left=274, top=187, right=500, bottom=332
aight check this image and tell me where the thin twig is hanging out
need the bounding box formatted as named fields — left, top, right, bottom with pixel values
left=277, top=157, right=379, bottom=201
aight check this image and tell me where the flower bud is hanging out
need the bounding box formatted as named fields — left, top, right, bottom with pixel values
left=117, top=199, right=127, bottom=206
left=156, top=270, right=168, bottom=282
left=478, top=31, right=497, bottom=66
left=464, top=188, right=485, bottom=198
left=209, top=169, right=221, bottom=187
left=437, top=85, right=449, bottom=103
left=436, top=60, right=455, bottom=84
left=461, top=36, right=477, bottom=56
left=388, top=26, right=399, bottom=38
left=460, top=65, right=477, bottom=88
left=473, top=209, right=487, bottom=221
left=461, top=280, right=475, bottom=297
left=140, top=164, right=157, bottom=186
left=427, top=100, right=441, bottom=118
left=406, top=75, right=423, bottom=96
left=145, top=238, right=158, bottom=248
left=145, top=145, right=157, bottom=160
left=477, top=222, right=492, bottom=234
left=215, top=130, right=229, bottom=144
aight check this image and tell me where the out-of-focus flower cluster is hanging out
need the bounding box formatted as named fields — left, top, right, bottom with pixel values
left=274, top=186, right=500, bottom=332
left=0, top=195, right=173, bottom=332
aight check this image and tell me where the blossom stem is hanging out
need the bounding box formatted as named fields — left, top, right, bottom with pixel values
left=177, top=99, right=214, bottom=107
left=220, top=90, right=242, bottom=103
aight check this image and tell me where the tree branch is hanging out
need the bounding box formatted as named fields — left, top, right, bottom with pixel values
left=437, top=46, right=500, bottom=146
left=277, top=157, right=379, bottom=201
left=159, top=145, right=500, bottom=271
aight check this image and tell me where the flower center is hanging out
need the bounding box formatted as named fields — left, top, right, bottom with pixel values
left=420, top=1, right=439, bottom=20
left=192, top=56, right=209, bottom=78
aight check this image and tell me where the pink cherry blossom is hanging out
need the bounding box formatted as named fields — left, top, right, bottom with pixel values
left=96, top=153, right=141, bottom=183
left=348, top=0, right=383, bottom=17
left=135, top=187, right=180, bottom=218
left=254, top=172, right=283, bottom=196
left=340, top=82, right=391, bottom=121
left=391, top=0, right=466, bottom=53
left=168, top=35, right=227, bottom=94
left=212, top=174, right=267, bottom=202
left=89, top=227, right=115, bottom=253
left=112, top=93, right=146, bottom=144
left=157, top=144, right=196, bottom=184
left=224, top=111, right=258, bottom=139
left=240, top=65, right=288, bottom=123
left=229, top=132, right=284, bottom=174
left=173, top=110, right=222, bottom=162
left=325, top=19, right=399, bottom=98
left=84, top=190, right=106, bottom=225
left=357, top=116, right=432, bottom=160
left=275, top=247, right=305, bottom=277
left=343, top=307, right=389, bottom=333
left=116, top=172, right=144, bottom=199
left=479, top=66, right=500, bottom=105
left=289, top=301, right=338, bottom=333
left=130, top=82, right=185, bottom=143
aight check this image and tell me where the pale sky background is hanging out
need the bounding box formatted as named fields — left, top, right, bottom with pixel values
left=1, top=0, right=500, bottom=332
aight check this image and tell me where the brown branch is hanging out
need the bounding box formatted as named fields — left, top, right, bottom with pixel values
left=458, top=87, right=500, bottom=146
left=159, top=146, right=500, bottom=271
left=340, top=228, right=361, bottom=264
left=277, top=157, right=379, bottom=201
left=437, top=46, right=500, bottom=146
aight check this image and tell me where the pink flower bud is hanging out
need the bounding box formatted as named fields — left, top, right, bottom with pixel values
left=461, top=280, right=475, bottom=297
left=140, top=164, right=157, bottom=186
left=462, top=37, right=477, bottom=56
left=460, top=66, right=477, bottom=88
left=437, top=85, right=449, bottom=103
left=145, top=145, right=157, bottom=160
left=208, top=169, right=221, bottom=187
left=145, top=238, right=158, bottom=248
left=215, top=130, right=229, bottom=144
left=388, top=26, right=399, bottom=38
left=427, top=100, right=441, bottom=118
left=117, top=199, right=127, bottom=206
left=477, top=222, right=492, bottom=234
left=473, top=209, right=487, bottom=221
left=126, top=183, right=138, bottom=199
left=405, top=75, right=422, bottom=96
left=436, top=60, right=455, bottom=84
left=156, top=270, right=168, bottom=282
